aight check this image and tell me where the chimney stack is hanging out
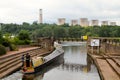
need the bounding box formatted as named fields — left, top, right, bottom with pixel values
left=39, top=9, right=43, bottom=24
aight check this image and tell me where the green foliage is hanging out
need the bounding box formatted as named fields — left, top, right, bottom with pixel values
left=13, top=38, right=31, bottom=45
left=2, top=33, right=15, bottom=47
left=24, top=40, right=31, bottom=44
left=41, top=26, right=53, bottom=37
left=99, top=26, right=111, bottom=37
left=0, top=44, right=6, bottom=55
left=0, top=31, right=2, bottom=39
left=18, top=30, right=30, bottom=40
left=9, top=44, right=18, bottom=51
left=53, top=27, right=67, bottom=39
left=0, top=22, right=120, bottom=41
left=2, top=38, right=10, bottom=47
left=69, top=26, right=82, bottom=38
left=59, top=23, right=70, bottom=27
left=0, top=31, right=3, bottom=44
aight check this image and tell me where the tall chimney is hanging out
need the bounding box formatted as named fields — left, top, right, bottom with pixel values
left=39, top=9, right=43, bottom=24
left=0, top=24, right=1, bottom=31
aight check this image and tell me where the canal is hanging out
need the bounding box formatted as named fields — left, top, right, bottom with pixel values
left=2, top=42, right=100, bottom=80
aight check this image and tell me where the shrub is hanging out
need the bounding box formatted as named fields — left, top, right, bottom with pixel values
left=9, top=44, right=18, bottom=51
left=24, top=40, right=31, bottom=45
left=17, top=40, right=31, bottom=45
left=2, top=38, right=10, bottom=47
left=0, top=44, right=6, bottom=55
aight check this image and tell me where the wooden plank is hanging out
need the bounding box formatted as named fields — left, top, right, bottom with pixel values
left=96, top=59, right=120, bottom=80
left=106, top=59, right=120, bottom=76
left=113, top=59, right=120, bottom=66
left=0, top=63, right=22, bottom=78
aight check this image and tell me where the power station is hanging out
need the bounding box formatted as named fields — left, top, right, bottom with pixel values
left=38, top=9, right=117, bottom=26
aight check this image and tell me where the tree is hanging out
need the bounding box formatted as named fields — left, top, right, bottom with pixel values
left=22, top=22, right=30, bottom=26
left=59, top=23, right=70, bottom=27
left=0, top=44, right=6, bottom=55
left=0, top=22, right=120, bottom=39
left=109, top=26, right=120, bottom=37
left=18, top=30, right=30, bottom=40
left=99, top=26, right=111, bottom=37
left=2, top=33, right=11, bottom=47
left=68, top=26, right=83, bottom=38
left=0, top=31, right=3, bottom=44
left=53, top=27, right=67, bottom=39
left=41, top=26, right=53, bottom=37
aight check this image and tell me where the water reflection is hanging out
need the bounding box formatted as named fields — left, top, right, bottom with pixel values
left=58, top=45, right=91, bottom=73
left=63, top=46, right=87, bottom=65
left=58, top=63, right=88, bottom=72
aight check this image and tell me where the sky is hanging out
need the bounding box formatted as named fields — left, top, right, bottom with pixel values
left=0, top=0, right=120, bottom=25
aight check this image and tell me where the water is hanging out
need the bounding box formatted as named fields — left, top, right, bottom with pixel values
left=2, top=42, right=100, bottom=80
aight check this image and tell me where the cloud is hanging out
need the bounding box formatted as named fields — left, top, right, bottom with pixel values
left=0, top=0, right=120, bottom=25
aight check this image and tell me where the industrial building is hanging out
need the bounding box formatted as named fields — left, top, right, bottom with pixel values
left=39, top=9, right=43, bottom=24
left=101, top=21, right=108, bottom=26
left=91, top=20, right=99, bottom=26
left=80, top=18, right=89, bottom=27
left=71, top=20, right=78, bottom=26
left=58, top=18, right=66, bottom=25
left=110, top=22, right=116, bottom=26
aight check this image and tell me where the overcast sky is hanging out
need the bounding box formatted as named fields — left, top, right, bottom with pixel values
left=0, top=0, right=120, bottom=25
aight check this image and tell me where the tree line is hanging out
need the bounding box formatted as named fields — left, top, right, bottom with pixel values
left=0, top=22, right=120, bottom=40
left=0, top=22, right=119, bottom=55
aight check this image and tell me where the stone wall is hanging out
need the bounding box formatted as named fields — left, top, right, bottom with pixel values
left=37, top=37, right=54, bottom=51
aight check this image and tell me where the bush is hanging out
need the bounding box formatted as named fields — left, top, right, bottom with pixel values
left=24, top=40, right=31, bottom=44
left=9, top=44, right=18, bottom=51
left=2, top=38, right=10, bottom=47
left=17, top=40, right=31, bottom=45
left=0, top=44, right=6, bottom=55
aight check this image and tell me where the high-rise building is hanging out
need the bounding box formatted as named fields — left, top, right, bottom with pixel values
left=39, top=9, right=43, bottom=24
left=110, top=22, right=116, bottom=26
left=71, top=20, right=78, bottom=26
left=80, top=18, right=89, bottom=27
left=58, top=18, right=66, bottom=25
left=91, top=20, right=99, bottom=26
left=101, top=21, right=108, bottom=26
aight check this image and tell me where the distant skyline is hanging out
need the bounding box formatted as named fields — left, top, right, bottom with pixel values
left=0, top=0, right=120, bottom=25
